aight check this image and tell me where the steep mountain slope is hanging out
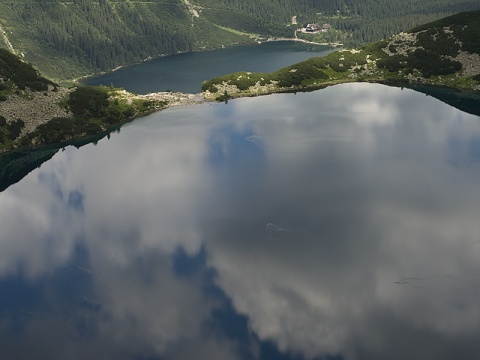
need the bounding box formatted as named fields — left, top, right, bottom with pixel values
left=202, top=11, right=480, bottom=101
left=0, top=0, right=479, bottom=81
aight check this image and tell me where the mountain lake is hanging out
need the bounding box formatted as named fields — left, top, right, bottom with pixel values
left=2, top=42, right=480, bottom=360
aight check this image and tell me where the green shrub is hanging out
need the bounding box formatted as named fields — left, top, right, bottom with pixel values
left=202, top=79, right=218, bottom=92
left=0, top=49, right=56, bottom=91
left=0, top=116, right=7, bottom=144
left=208, top=85, right=218, bottom=93
left=377, top=54, right=408, bottom=72
left=377, top=49, right=461, bottom=78
left=0, top=118, right=25, bottom=143
left=410, top=11, right=480, bottom=55
left=274, top=62, right=328, bottom=87
left=416, top=29, right=460, bottom=57
left=6, top=119, right=25, bottom=140
left=322, top=51, right=368, bottom=73
left=35, top=117, right=76, bottom=143
left=68, top=86, right=109, bottom=117
left=409, top=49, right=462, bottom=77
left=216, top=91, right=232, bottom=102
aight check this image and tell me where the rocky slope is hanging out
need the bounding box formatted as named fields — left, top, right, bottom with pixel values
left=0, top=87, right=72, bottom=136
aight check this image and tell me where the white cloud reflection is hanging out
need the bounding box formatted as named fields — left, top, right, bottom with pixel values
left=201, top=84, right=480, bottom=359
left=1, top=84, right=480, bottom=359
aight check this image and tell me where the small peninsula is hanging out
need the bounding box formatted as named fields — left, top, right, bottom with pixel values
left=201, top=11, right=480, bottom=100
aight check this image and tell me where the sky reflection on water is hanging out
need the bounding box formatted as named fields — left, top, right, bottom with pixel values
left=1, top=84, right=480, bottom=359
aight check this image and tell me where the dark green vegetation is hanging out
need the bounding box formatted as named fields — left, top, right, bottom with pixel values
left=0, top=0, right=253, bottom=81
left=0, top=48, right=56, bottom=92
left=376, top=11, right=480, bottom=79
left=298, top=0, right=480, bottom=46
left=0, top=0, right=479, bottom=81
left=410, top=10, right=480, bottom=55
left=203, top=11, right=480, bottom=100
left=0, top=117, right=24, bottom=144
left=376, top=47, right=463, bottom=79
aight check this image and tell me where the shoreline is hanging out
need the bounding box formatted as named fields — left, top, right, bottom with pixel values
left=205, top=76, right=480, bottom=99
left=202, top=77, right=480, bottom=121
left=71, top=50, right=192, bottom=86
left=72, top=39, right=338, bottom=86
left=0, top=89, right=205, bottom=154
left=2, top=78, right=479, bottom=155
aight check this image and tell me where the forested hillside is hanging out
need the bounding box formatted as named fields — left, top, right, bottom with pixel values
left=0, top=0, right=478, bottom=81
left=296, top=0, right=480, bottom=45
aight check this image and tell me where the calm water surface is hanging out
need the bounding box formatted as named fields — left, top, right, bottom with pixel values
left=82, top=42, right=335, bottom=93
left=2, top=83, right=480, bottom=359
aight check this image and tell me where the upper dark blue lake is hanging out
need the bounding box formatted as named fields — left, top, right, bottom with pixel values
left=2, top=45, right=480, bottom=359
left=81, top=41, right=335, bottom=93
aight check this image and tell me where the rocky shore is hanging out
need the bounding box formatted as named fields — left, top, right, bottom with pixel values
left=117, top=90, right=204, bottom=108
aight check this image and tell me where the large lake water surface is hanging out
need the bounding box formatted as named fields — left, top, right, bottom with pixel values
left=2, top=48, right=480, bottom=360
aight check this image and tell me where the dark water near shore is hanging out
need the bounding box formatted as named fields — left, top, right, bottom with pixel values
left=82, top=41, right=335, bottom=93
left=2, top=80, right=480, bottom=360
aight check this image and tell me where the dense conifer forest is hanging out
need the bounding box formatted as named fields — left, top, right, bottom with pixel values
left=0, top=0, right=478, bottom=80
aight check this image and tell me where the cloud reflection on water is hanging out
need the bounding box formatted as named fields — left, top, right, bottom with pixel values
left=0, top=84, right=480, bottom=359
